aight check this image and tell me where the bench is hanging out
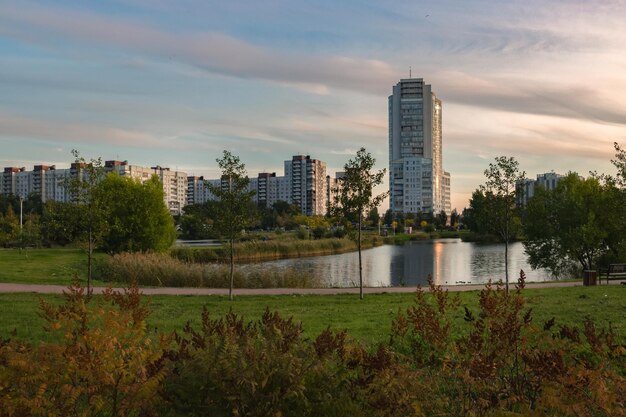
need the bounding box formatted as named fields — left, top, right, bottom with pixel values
left=599, top=263, right=626, bottom=284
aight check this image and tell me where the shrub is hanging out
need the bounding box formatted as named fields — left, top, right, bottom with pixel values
left=0, top=282, right=168, bottom=417
left=390, top=271, right=626, bottom=416
left=94, top=252, right=323, bottom=288
left=164, top=309, right=418, bottom=417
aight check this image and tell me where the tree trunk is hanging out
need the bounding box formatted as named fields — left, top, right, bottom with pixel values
left=504, top=211, right=509, bottom=295
left=504, top=239, right=509, bottom=295
left=358, top=214, right=363, bottom=300
left=88, top=228, right=92, bottom=295
left=229, top=237, right=234, bottom=301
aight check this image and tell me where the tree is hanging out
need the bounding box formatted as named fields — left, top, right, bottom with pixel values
left=331, top=147, right=387, bottom=300
left=463, top=189, right=491, bottom=235
left=0, top=206, right=19, bottom=247
left=450, top=209, right=460, bottom=229
left=481, top=156, right=525, bottom=294
left=96, top=174, right=176, bottom=253
left=41, top=201, right=85, bottom=246
left=523, top=173, right=608, bottom=276
left=434, top=210, right=448, bottom=230
left=179, top=204, right=215, bottom=239
left=209, top=151, right=256, bottom=301
left=64, top=150, right=107, bottom=292
left=366, top=207, right=380, bottom=229
left=383, top=209, right=393, bottom=227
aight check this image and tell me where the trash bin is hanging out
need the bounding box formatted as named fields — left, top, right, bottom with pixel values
left=583, top=270, right=597, bottom=286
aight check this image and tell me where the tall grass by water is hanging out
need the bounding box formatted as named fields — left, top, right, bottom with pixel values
left=171, top=236, right=383, bottom=263
left=94, top=252, right=322, bottom=288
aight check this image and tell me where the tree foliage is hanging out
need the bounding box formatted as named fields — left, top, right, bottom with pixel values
left=209, top=150, right=256, bottom=300
left=524, top=173, right=618, bottom=275
left=95, top=174, right=176, bottom=253
left=479, top=156, right=525, bottom=292
left=331, top=147, right=386, bottom=299
left=64, top=150, right=108, bottom=289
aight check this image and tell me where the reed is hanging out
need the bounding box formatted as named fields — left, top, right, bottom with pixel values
left=171, top=236, right=383, bottom=263
left=94, top=252, right=322, bottom=288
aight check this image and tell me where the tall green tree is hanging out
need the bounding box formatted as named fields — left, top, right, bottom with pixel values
left=41, top=201, right=85, bottom=246
left=0, top=206, right=19, bottom=247
left=331, top=147, right=387, bottom=300
left=434, top=210, right=448, bottom=230
left=463, top=190, right=490, bottom=235
left=450, top=209, right=460, bottom=229
left=523, top=173, right=608, bottom=276
left=597, top=142, right=626, bottom=261
left=179, top=203, right=216, bottom=240
left=95, top=174, right=176, bottom=253
left=209, top=151, right=256, bottom=301
left=481, top=156, right=525, bottom=294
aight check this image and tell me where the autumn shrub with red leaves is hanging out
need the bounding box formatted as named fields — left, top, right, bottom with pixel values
left=162, top=308, right=419, bottom=417
left=0, top=282, right=168, bottom=417
left=390, top=271, right=625, bottom=417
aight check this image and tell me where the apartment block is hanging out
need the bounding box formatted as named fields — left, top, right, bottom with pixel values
left=189, top=155, right=328, bottom=215
left=517, top=172, right=564, bottom=207
left=1, top=167, right=23, bottom=196
left=0, top=160, right=188, bottom=215
left=286, top=155, right=327, bottom=216
left=389, top=78, right=450, bottom=215
left=104, top=161, right=187, bottom=214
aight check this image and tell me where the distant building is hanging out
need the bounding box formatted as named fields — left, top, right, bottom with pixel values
left=0, top=160, right=188, bottom=215
left=0, top=167, right=23, bottom=196
left=3, top=153, right=336, bottom=217
left=388, top=78, right=450, bottom=215
left=193, top=155, right=328, bottom=216
left=326, top=172, right=345, bottom=215
left=105, top=161, right=187, bottom=214
left=517, top=172, right=564, bottom=206
left=286, top=155, right=327, bottom=216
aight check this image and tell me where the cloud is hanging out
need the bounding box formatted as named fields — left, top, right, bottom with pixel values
left=0, top=111, right=162, bottom=148
left=0, top=2, right=397, bottom=95
left=431, top=71, right=626, bottom=127
left=330, top=148, right=359, bottom=155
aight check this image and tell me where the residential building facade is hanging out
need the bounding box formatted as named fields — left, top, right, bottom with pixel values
left=1, top=160, right=188, bottom=215
left=388, top=78, right=450, bottom=215
left=517, top=172, right=564, bottom=206
left=3, top=154, right=333, bottom=216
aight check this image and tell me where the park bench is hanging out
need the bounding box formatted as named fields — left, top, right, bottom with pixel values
left=599, top=263, right=626, bottom=284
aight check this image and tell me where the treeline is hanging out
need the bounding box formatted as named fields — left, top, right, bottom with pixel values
left=179, top=202, right=461, bottom=241
left=463, top=143, right=626, bottom=276
left=0, top=174, right=175, bottom=252
left=1, top=276, right=623, bottom=416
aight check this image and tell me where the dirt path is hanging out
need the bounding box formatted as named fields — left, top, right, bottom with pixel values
left=0, top=280, right=621, bottom=296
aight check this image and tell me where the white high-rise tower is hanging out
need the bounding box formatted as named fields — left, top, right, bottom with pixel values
left=388, top=78, right=450, bottom=214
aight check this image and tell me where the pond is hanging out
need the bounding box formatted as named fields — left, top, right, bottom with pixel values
left=253, top=239, right=552, bottom=287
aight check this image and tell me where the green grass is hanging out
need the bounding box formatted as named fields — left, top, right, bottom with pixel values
left=0, top=248, right=107, bottom=285
left=1, top=285, right=623, bottom=346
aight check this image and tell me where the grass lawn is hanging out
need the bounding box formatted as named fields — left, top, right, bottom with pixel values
left=0, top=248, right=107, bottom=285
left=1, top=285, right=623, bottom=346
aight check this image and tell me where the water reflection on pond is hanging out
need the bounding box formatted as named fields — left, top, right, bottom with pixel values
left=254, top=239, right=552, bottom=287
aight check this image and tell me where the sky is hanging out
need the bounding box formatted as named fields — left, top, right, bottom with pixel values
left=1, top=0, right=625, bottom=211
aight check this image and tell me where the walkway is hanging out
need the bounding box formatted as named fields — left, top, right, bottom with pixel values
left=0, top=280, right=621, bottom=296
